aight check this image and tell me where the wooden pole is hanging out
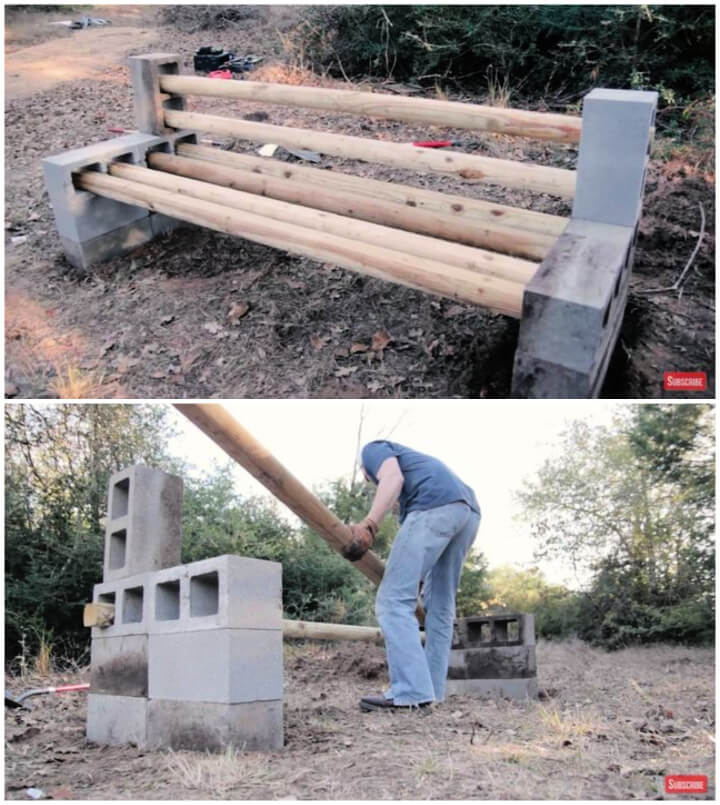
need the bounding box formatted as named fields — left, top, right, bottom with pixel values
left=159, top=74, right=582, bottom=143
left=84, top=602, right=387, bottom=643
left=116, top=157, right=538, bottom=282
left=282, top=620, right=384, bottom=643
left=174, top=404, right=387, bottom=585
left=178, top=143, right=568, bottom=238
left=76, top=171, right=526, bottom=316
left=164, top=109, right=577, bottom=198
left=145, top=151, right=551, bottom=265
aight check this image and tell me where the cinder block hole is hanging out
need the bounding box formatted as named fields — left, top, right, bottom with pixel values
left=156, top=580, right=180, bottom=621
left=190, top=571, right=219, bottom=617
left=148, top=142, right=172, bottom=156
left=98, top=592, right=116, bottom=624
left=602, top=298, right=612, bottom=328
left=493, top=621, right=509, bottom=641
left=164, top=96, right=185, bottom=112
left=175, top=132, right=199, bottom=148
left=112, top=152, right=135, bottom=165
left=108, top=528, right=127, bottom=570
left=507, top=620, right=520, bottom=641
left=111, top=477, right=130, bottom=519
left=467, top=621, right=492, bottom=643
left=123, top=586, right=144, bottom=623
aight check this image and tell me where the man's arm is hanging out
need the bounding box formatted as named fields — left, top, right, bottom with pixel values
left=367, top=457, right=404, bottom=524
left=343, top=457, right=404, bottom=562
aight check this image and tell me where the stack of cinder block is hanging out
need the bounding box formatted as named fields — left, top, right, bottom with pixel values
left=87, top=465, right=284, bottom=751
left=447, top=613, right=537, bottom=699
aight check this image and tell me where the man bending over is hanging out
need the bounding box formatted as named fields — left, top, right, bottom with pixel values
left=344, top=440, right=480, bottom=711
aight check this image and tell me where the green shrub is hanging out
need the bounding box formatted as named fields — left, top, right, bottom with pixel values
left=294, top=6, right=714, bottom=124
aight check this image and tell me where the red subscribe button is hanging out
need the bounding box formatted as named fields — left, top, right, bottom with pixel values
left=664, top=372, right=707, bottom=391
left=665, top=775, right=708, bottom=794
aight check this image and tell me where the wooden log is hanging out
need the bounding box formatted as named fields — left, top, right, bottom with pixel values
left=174, top=404, right=386, bottom=585
left=159, top=74, right=582, bottom=143
left=146, top=151, right=551, bottom=265
left=164, top=109, right=577, bottom=198
left=178, top=143, right=568, bottom=238
left=282, top=620, right=383, bottom=643
left=117, top=157, right=537, bottom=283
left=83, top=602, right=115, bottom=628
left=173, top=405, right=425, bottom=624
left=76, top=171, right=526, bottom=316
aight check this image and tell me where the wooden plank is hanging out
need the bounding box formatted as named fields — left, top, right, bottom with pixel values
left=178, top=143, right=569, bottom=237
left=160, top=74, right=582, bottom=143
left=119, top=157, right=538, bottom=282
left=164, top=109, right=577, bottom=198
left=149, top=150, right=552, bottom=264
left=76, top=171, right=526, bottom=317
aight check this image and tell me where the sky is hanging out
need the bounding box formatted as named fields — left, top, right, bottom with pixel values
left=165, top=400, right=624, bottom=589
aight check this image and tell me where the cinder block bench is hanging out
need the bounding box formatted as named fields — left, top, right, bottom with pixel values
left=43, top=53, right=656, bottom=397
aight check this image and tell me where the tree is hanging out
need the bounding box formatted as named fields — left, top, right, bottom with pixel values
left=5, top=404, right=177, bottom=666
left=515, top=405, right=714, bottom=647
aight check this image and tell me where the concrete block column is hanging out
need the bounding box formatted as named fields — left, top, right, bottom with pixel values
left=447, top=613, right=537, bottom=700
left=512, top=88, right=658, bottom=398
left=146, top=554, right=284, bottom=751
left=104, top=465, right=183, bottom=582
left=128, top=53, right=186, bottom=135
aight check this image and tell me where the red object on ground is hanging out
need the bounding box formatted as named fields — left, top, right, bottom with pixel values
left=208, top=69, right=233, bottom=79
left=412, top=140, right=457, bottom=148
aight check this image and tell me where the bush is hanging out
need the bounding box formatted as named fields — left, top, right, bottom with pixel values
left=294, top=6, right=714, bottom=119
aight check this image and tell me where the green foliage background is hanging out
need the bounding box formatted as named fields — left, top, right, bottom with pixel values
left=294, top=5, right=714, bottom=123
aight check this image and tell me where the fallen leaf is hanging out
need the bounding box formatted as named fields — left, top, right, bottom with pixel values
left=203, top=321, right=221, bottom=335
left=159, top=315, right=175, bottom=326
left=310, top=335, right=328, bottom=350
left=150, top=370, right=166, bottom=379
left=335, top=366, right=359, bottom=377
left=334, top=347, right=349, bottom=358
left=116, top=357, right=140, bottom=375
left=366, top=380, right=384, bottom=392
left=49, top=787, right=73, bottom=799
left=350, top=342, right=368, bottom=353
left=100, top=341, right=116, bottom=356
left=445, top=304, right=467, bottom=317
left=227, top=301, right=250, bottom=323
left=371, top=330, right=392, bottom=352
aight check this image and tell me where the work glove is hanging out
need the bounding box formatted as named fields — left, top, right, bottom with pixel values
left=342, top=517, right=378, bottom=562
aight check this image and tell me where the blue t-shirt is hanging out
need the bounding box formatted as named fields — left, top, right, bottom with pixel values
left=361, top=440, right=480, bottom=523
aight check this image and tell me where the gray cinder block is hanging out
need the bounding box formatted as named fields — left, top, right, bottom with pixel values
left=147, top=699, right=284, bottom=752
left=148, top=628, right=284, bottom=703
left=573, top=88, right=658, bottom=228
left=42, top=131, right=196, bottom=270
left=87, top=693, right=148, bottom=746
left=147, top=555, right=283, bottom=634
left=128, top=53, right=186, bottom=135
left=448, top=645, right=537, bottom=680
left=512, top=219, right=635, bottom=398
left=90, top=634, right=148, bottom=697
left=91, top=571, right=151, bottom=639
left=446, top=678, right=538, bottom=700
left=103, top=465, right=183, bottom=582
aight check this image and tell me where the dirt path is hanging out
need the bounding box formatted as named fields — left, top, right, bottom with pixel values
left=4, top=6, right=715, bottom=399
left=4, top=641, right=715, bottom=800
left=5, top=27, right=158, bottom=100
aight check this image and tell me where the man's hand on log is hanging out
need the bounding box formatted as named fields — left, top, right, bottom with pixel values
left=343, top=517, right=378, bottom=561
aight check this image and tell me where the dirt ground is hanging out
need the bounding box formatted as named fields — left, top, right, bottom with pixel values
left=4, top=640, right=715, bottom=800
left=4, top=6, right=715, bottom=399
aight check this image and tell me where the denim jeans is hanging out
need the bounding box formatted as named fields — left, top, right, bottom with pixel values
left=375, top=501, right=480, bottom=705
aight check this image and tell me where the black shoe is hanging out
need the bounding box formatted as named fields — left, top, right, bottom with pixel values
left=360, top=694, right=432, bottom=712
